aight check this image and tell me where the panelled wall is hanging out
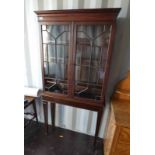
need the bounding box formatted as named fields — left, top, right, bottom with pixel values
left=24, top=0, right=130, bottom=138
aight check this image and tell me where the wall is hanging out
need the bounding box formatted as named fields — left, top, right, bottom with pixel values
left=24, top=0, right=130, bottom=138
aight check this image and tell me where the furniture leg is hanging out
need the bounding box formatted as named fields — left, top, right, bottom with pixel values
left=51, top=102, right=55, bottom=128
left=94, top=109, right=103, bottom=147
left=43, top=100, right=48, bottom=134
left=32, top=99, right=38, bottom=124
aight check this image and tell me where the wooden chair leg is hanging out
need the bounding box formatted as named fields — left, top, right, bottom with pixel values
left=43, top=101, right=48, bottom=134
left=51, top=103, right=55, bottom=128
left=94, top=109, right=103, bottom=147
left=32, top=99, right=38, bottom=124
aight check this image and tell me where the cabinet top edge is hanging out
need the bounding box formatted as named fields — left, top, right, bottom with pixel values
left=34, top=8, right=121, bottom=16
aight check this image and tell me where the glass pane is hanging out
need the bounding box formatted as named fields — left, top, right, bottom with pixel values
left=57, top=45, right=68, bottom=64
left=48, top=44, right=55, bottom=58
left=75, top=45, right=91, bottom=66
left=44, top=62, right=48, bottom=76
left=42, top=24, right=69, bottom=94
left=43, top=44, right=47, bottom=61
left=98, top=68, right=105, bottom=84
left=75, top=66, right=89, bottom=82
left=74, top=24, right=111, bottom=100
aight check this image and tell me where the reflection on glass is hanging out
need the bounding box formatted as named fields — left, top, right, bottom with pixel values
left=74, top=24, right=111, bottom=100
left=44, top=62, right=48, bottom=76
left=42, top=24, right=69, bottom=94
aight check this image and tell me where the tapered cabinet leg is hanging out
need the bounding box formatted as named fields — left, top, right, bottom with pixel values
left=51, top=103, right=55, bottom=128
left=32, top=99, right=38, bottom=124
left=94, top=109, right=103, bottom=147
left=43, top=100, right=48, bottom=134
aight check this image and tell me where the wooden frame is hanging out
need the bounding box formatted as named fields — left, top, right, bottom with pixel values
left=24, top=96, right=38, bottom=128
left=35, top=8, right=120, bottom=147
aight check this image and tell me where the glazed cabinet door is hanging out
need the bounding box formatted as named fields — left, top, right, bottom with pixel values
left=73, top=23, right=112, bottom=101
left=41, top=24, right=71, bottom=95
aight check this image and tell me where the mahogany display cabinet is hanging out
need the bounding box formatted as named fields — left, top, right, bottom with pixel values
left=35, top=8, right=121, bottom=146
